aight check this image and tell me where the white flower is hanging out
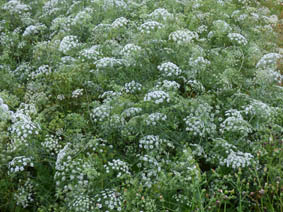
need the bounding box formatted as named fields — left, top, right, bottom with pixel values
left=220, top=109, right=252, bottom=136
left=59, top=35, right=80, bottom=54
left=2, top=0, right=31, bottom=15
left=72, top=89, right=83, bottom=98
left=8, top=156, right=33, bottom=175
left=189, top=57, right=210, bottom=70
left=30, top=65, right=52, bottom=79
left=112, top=17, right=128, bottom=29
left=144, top=91, right=170, bottom=104
left=212, top=20, right=232, bottom=33
left=79, top=45, right=100, bottom=62
left=184, top=103, right=216, bottom=137
left=98, top=0, right=127, bottom=10
left=104, top=159, right=131, bottom=177
left=148, top=8, right=173, bottom=21
left=228, top=33, right=248, bottom=45
left=124, top=81, right=142, bottom=94
left=146, top=113, right=167, bottom=126
left=121, top=44, right=141, bottom=57
left=197, top=25, right=208, bottom=34
left=95, top=57, right=123, bottom=68
left=91, top=105, right=112, bottom=122
left=73, top=8, right=93, bottom=25
left=157, top=62, right=182, bottom=77
left=57, top=94, right=65, bottom=100
left=23, top=24, right=46, bottom=37
left=169, top=29, right=198, bottom=44
left=99, top=91, right=121, bottom=103
left=223, top=150, right=254, bottom=169
left=122, top=107, right=142, bottom=118
left=154, top=80, right=180, bottom=91
left=14, top=178, right=34, bottom=208
left=256, top=53, right=282, bottom=69
left=139, top=21, right=164, bottom=34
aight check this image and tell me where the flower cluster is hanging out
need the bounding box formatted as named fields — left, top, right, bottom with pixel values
left=173, top=194, right=190, bottom=206
left=144, top=91, right=170, bottom=104
left=13, top=62, right=33, bottom=80
left=154, top=80, right=180, bottom=91
left=43, top=0, right=66, bottom=16
left=112, top=17, right=128, bottom=29
left=220, top=109, right=252, bottom=136
left=186, top=80, right=205, bottom=93
left=99, top=0, right=127, bottom=10
left=95, top=57, right=123, bottom=69
left=189, top=57, right=210, bottom=70
left=50, top=16, right=72, bottom=33
left=79, top=45, right=100, bottom=62
left=221, top=150, right=254, bottom=169
left=121, top=107, right=142, bottom=118
left=73, top=8, right=93, bottom=26
left=148, top=8, right=173, bottom=21
left=139, top=135, right=171, bottom=150
left=72, top=89, right=84, bottom=98
left=93, top=23, right=111, bottom=33
left=59, top=35, right=80, bottom=54
left=91, top=105, right=112, bottom=122
left=243, top=100, right=274, bottom=122
left=121, top=44, right=141, bottom=57
left=228, top=33, right=248, bottom=45
left=256, top=68, right=282, bottom=84
left=197, top=25, right=208, bottom=34
left=106, top=114, right=125, bottom=129
left=55, top=155, right=90, bottom=193
left=212, top=20, right=232, bottom=34
left=0, top=97, right=11, bottom=120
left=170, top=148, right=200, bottom=183
left=157, top=62, right=182, bottom=77
left=9, top=111, right=40, bottom=141
left=139, top=21, right=164, bottom=34
left=104, top=159, right=131, bottom=178
left=23, top=24, right=46, bottom=37
left=60, top=56, right=76, bottom=65
left=169, top=30, right=198, bottom=44
left=68, top=193, right=95, bottom=212
left=57, top=94, right=65, bottom=100
left=99, top=91, right=121, bottom=103
left=137, top=154, right=161, bottom=188
left=18, top=103, right=37, bottom=117
left=8, top=156, right=34, bottom=175
left=41, top=135, right=63, bottom=156
left=14, top=178, right=34, bottom=208
left=2, top=0, right=31, bottom=15
left=256, top=53, right=282, bottom=69
left=124, top=81, right=142, bottom=94
left=30, top=65, right=52, bottom=79
left=146, top=113, right=167, bottom=126
left=184, top=103, right=216, bottom=137
left=94, top=189, right=123, bottom=211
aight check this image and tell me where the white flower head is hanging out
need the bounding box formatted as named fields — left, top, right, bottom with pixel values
left=144, top=91, right=170, bottom=104
left=169, top=29, right=198, bottom=44
left=157, top=62, right=182, bottom=77
left=228, top=33, right=248, bottom=45
left=139, top=21, right=164, bottom=34
left=112, top=17, right=128, bottom=29
left=59, top=35, right=80, bottom=54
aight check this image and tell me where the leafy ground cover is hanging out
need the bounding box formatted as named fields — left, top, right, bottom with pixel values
left=0, top=0, right=282, bottom=211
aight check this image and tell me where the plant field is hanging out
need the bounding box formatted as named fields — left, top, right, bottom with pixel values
left=0, top=0, right=282, bottom=211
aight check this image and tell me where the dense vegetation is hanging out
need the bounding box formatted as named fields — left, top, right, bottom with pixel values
left=0, top=0, right=282, bottom=211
